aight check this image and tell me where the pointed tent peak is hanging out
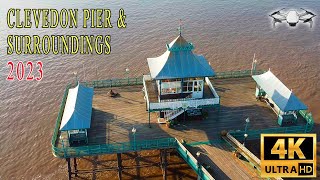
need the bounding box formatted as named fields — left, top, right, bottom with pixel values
left=166, top=35, right=194, bottom=52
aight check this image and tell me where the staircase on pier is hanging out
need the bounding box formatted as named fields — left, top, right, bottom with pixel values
left=158, top=109, right=185, bottom=124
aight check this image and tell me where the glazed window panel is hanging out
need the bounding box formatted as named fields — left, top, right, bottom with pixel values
left=161, top=81, right=181, bottom=94
left=198, top=81, right=203, bottom=91
left=183, top=81, right=193, bottom=92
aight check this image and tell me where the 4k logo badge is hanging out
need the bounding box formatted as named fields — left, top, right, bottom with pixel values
left=261, top=134, right=316, bottom=178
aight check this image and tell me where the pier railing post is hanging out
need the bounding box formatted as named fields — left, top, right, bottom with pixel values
left=117, top=153, right=123, bottom=180
left=163, top=149, right=167, bottom=180
left=73, top=158, right=78, bottom=177
left=66, top=158, right=72, bottom=180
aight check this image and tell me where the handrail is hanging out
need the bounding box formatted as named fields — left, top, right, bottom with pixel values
left=142, top=75, right=150, bottom=110
left=224, top=133, right=284, bottom=180
left=53, top=137, right=177, bottom=158
left=51, top=84, right=71, bottom=148
left=298, top=110, right=314, bottom=132
left=214, top=69, right=265, bottom=79
left=176, top=139, right=214, bottom=180
left=226, top=133, right=261, bottom=165
left=229, top=125, right=307, bottom=140
left=205, top=77, right=219, bottom=98
left=81, top=77, right=144, bottom=88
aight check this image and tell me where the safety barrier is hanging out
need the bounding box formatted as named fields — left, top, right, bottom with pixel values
left=214, top=69, right=265, bottom=79
left=176, top=140, right=214, bottom=180
left=82, top=77, right=144, bottom=88
left=229, top=125, right=307, bottom=140
left=78, top=69, right=265, bottom=88
left=53, top=137, right=177, bottom=158
left=299, top=110, right=314, bottom=132
left=51, top=84, right=71, bottom=152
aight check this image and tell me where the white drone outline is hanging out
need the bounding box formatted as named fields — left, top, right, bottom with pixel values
left=269, top=8, right=316, bottom=28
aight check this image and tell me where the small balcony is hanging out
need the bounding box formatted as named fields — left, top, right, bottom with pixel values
left=143, top=75, right=220, bottom=111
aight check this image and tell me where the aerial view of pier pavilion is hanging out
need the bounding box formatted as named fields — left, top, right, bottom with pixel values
left=51, top=31, right=314, bottom=179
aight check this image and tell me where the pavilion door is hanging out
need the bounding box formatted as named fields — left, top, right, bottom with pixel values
left=192, top=80, right=203, bottom=98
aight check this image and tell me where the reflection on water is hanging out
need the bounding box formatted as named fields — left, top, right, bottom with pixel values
left=0, top=0, right=319, bottom=178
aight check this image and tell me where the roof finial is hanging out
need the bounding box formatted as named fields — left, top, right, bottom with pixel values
left=178, top=19, right=182, bottom=36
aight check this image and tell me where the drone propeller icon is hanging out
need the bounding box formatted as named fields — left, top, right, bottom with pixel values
left=269, top=8, right=316, bottom=28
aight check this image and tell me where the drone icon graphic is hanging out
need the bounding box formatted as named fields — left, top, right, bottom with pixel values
left=269, top=8, right=316, bottom=28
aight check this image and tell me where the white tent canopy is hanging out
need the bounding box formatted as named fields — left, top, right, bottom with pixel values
left=60, top=84, right=94, bottom=131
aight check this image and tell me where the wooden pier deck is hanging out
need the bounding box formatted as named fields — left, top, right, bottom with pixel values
left=57, top=77, right=294, bottom=147
left=187, top=142, right=264, bottom=180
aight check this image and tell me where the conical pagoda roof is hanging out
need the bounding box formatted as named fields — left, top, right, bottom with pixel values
left=147, top=35, right=215, bottom=80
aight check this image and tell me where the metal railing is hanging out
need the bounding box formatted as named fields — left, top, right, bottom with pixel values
left=81, top=77, right=144, bottom=88
left=51, top=84, right=71, bottom=151
left=79, top=69, right=265, bottom=89
left=214, top=69, right=265, bottom=79
left=149, top=98, right=219, bottom=111
left=142, top=75, right=150, bottom=109
left=205, top=77, right=219, bottom=98
left=176, top=139, right=214, bottom=180
left=226, top=133, right=261, bottom=166
left=53, top=137, right=177, bottom=158
left=229, top=125, right=308, bottom=141
left=299, top=109, right=314, bottom=132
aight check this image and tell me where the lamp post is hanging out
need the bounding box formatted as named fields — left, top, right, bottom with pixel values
left=73, top=72, right=78, bottom=85
left=243, top=133, right=248, bottom=147
left=196, top=151, right=209, bottom=157
left=132, top=127, right=136, bottom=150
left=244, top=117, right=250, bottom=134
left=125, top=68, right=130, bottom=84
left=196, top=151, right=210, bottom=176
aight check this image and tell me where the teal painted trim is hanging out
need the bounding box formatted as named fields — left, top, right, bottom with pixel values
left=186, top=139, right=224, bottom=146
left=229, top=125, right=307, bottom=140
left=53, top=137, right=177, bottom=158
left=51, top=84, right=71, bottom=157
left=149, top=104, right=219, bottom=112
left=80, top=69, right=265, bottom=89
left=214, top=69, right=265, bottom=79
left=81, top=77, right=144, bottom=88
left=176, top=141, right=213, bottom=180
left=167, top=43, right=195, bottom=52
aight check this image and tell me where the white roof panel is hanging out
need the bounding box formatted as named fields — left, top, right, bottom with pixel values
left=60, top=84, right=94, bottom=131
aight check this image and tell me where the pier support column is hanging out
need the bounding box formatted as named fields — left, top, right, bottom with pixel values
left=148, top=110, right=151, bottom=128
left=117, top=153, right=123, bottom=180
left=163, top=149, right=167, bottom=180
left=73, top=158, right=78, bottom=177
left=66, top=158, right=72, bottom=180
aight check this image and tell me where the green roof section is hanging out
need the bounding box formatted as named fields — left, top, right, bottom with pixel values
left=147, top=35, right=215, bottom=80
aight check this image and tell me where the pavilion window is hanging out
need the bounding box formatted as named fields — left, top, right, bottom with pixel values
left=183, top=81, right=193, bottom=92
left=182, top=78, right=203, bottom=92
left=161, top=79, right=181, bottom=94
left=195, top=81, right=203, bottom=92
